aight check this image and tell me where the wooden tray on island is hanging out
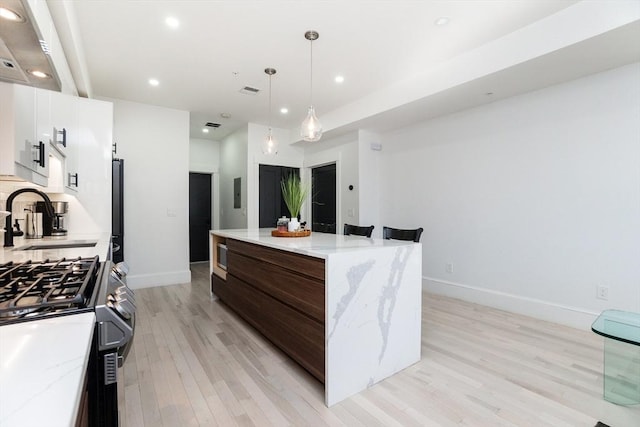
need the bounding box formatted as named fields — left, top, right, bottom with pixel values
left=271, top=229, right=311, bottom=238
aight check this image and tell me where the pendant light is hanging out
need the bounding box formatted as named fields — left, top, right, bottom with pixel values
left=262, top=67, right=278, bottom=155
left=301, top=30, right=322, bottom=142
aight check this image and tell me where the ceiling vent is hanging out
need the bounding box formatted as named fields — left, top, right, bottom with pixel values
left=239, top=85, right=260, bottom=95
left=205, top=122, right=221, bottom=128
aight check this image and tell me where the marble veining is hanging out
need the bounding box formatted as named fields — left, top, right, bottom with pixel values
left=329, top=259, right=375, bottom=339
left=377, top=245, right=414, bottom=363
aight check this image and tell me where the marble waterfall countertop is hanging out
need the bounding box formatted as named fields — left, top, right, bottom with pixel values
left=212, top=228, right=423, bottom=405
left=0, top=312, right=96, bottom=427
left=211, top=228, right=417, bottom=258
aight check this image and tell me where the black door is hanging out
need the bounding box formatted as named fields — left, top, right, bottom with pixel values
left=259, top=165, right=299, bottom=227
left=189, top=172, right=212, bottom=262
left=312, top=163, right=337, bottom=234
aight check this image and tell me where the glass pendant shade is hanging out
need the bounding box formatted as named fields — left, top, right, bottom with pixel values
left=262, top=129, right=278, bottom=155
left=263, top=67, right=278, bottom=155
left=301, top=106, right=322, bottom=141
left=301, top=30, right=322, bottom=142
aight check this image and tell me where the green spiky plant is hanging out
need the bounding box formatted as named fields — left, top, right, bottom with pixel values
left=281, top=173, right=308, bottom=219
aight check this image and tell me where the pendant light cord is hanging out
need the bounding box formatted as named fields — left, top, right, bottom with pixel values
left=309, top=38, right=313, bottom=106
left=268, top=73, right=272, bottom=130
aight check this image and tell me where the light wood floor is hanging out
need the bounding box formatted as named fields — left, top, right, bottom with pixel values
left=118, top=263, right=639, bottom=426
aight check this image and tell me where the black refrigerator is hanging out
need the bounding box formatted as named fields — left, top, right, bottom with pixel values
left=112, top=159, right=124, bottom=263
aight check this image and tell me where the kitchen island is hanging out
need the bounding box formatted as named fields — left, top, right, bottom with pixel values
left=210, top=229, right=422, bottom=406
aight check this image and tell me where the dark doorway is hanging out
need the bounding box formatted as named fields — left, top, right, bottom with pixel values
left=189, top=172, right=212, bottom=262
left=312, top=163, right=337, bottom=234
left=259, top=165, right=299, bottom=227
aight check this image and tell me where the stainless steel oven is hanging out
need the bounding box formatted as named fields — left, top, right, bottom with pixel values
left=91, top=260, right=135, bottom=426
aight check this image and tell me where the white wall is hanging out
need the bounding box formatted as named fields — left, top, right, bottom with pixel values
left=219, top=127, right=248, bottom=229
left=189, top=137, right=220, bottom=230
left=380, top=63, right=640, bottom=329
left=110, top=98, right=191, bottom=289
left=246, top=123, right=304, bottom=228
left=357, top=130, right=382, bottom=238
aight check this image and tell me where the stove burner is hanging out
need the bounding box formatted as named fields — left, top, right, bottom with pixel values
left=0, top=256, right=100, bottom=323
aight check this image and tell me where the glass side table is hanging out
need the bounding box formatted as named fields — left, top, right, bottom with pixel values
left=591, top=310, right=640, bottom=405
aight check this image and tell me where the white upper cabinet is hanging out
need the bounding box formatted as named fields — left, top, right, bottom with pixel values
left=35, top=89, right=51, bottom=178
left=1, top=82, right=113, bottom=192
left=0, top=82, right=49, bottom=186
left=50, top=90, right=79, bottom=192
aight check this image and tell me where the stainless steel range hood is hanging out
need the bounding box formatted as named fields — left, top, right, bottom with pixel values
left=0, top=0, right=60, bottom=91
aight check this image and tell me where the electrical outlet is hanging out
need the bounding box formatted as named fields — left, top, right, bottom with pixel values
left=596, top=285, right=609, bottom=301
left=446, top=263, right=454, bottom=274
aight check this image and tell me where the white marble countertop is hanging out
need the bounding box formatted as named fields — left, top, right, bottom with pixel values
left=0, top=312, right=96, bottom=427
left=211, top=228, right=418, bottom=259
left=0, top=232, right=111, bottom=264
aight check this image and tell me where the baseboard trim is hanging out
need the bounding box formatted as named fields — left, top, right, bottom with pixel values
left=127, top=270, right=192, bottom=289
left=424, top=276, right=600, bottom=330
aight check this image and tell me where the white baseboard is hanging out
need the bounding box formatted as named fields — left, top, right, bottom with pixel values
left=127, top=270, right=192, bottom=289
left=423, top=276, right=600, bottom=330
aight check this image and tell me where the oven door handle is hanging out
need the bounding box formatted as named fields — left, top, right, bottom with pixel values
left=117, top=312, right=135, bottom=366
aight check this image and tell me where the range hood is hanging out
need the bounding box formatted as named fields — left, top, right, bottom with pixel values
left=0, top=0, right=60, bottom=91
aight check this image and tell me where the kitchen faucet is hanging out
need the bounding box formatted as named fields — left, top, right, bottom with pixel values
left=3, top=188, right=55, bottom=247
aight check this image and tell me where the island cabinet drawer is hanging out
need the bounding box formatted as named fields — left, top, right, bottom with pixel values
left=226, top=239, right=325, bottom=281
left=225, top=274, right=325, bottom=383
left=211, top=272, right=228, bottom=298
left=228, top=251, right=325, bottom=324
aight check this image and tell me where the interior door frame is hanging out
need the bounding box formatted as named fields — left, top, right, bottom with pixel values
left=303, top=153, right=341, bottom=235
left=188, top=168, right=219, bottom=231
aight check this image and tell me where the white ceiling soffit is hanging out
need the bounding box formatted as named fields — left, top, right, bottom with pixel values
left=320, top=20, right=640, bottom=142
left=301, top=0, right=640, bottom=144
left=46, top=0, right=92, bottom=98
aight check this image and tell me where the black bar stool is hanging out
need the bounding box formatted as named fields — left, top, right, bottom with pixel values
left=382, top=226, right=423, bottom=243
left=343, top=224, right=374, bottom=238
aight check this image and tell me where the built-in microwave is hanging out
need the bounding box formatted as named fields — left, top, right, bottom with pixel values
left=217, top=243, right=227, bottom=270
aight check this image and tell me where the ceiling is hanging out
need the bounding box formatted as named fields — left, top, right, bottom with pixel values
left=47, top=0, right=639, bottom=142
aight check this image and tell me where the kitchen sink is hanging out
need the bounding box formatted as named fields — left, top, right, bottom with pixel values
left=15, top=240, right=98, bottom=251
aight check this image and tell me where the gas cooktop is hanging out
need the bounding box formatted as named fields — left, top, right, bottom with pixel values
left=0, top=257, right=101, bottom=324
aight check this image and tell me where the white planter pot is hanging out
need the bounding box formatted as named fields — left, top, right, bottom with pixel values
left=288, top=217, right=300, bottom=232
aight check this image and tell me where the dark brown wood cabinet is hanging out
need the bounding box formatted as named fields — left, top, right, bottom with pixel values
left=211, top=238, right=326, bottom=383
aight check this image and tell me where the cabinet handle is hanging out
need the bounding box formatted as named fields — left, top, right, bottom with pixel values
left=56, top=128, right=67, bottom=147
left=33, top=141, right=45, bottom=168
left=68, top=172, right=79, bottom=187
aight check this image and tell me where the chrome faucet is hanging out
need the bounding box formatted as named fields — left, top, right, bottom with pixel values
left=3, top=188, right=55, bottom=247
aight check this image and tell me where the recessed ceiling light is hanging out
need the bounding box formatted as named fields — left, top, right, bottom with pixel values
left=0, top=7, right=24, bottom=22
left=220, top=112, right=232, bottom=119
left=280, top=107, right=288, bottom=114
left=202, top=128, right=209, bottom=133
left=434, top=16, right=450, bottom=26
left=334, top=75, right=345, bottom=84
left=148, top=78, right=159, bottom=86
left=165, top=17, right=179, bottom=28
left=29, top=70, right=50, bottom=79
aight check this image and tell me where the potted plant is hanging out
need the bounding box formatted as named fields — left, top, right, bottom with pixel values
left=281, top=173, right=308, bottom=231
